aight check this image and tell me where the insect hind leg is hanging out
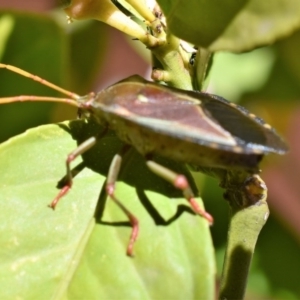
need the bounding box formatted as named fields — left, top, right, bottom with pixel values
left=146, top=160, right=214, bottom=225
left=105, top=146, right=139, bottom=257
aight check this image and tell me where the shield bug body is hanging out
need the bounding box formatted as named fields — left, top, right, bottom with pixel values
left=0, top=63, right=287, bottom=255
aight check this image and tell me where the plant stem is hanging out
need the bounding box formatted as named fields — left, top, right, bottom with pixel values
left=151, top=33, right=194, bottom=90
left=217, top=171, right=269, bottom=299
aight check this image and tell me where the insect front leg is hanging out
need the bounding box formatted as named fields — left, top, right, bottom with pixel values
left=146, top=160, right=214, bottom=225
left=49, top=136, right=98, bottom=209
left=105, top=146, right=139, bottom=257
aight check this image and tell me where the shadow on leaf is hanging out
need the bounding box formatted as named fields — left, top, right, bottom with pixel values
left=57, top=118, right=199, bottom=228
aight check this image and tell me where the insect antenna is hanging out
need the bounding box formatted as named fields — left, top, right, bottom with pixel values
left=0, top=63, right=81, bottom=107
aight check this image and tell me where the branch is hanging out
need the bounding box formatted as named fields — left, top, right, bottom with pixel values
left=218, top=171, right=269, bottom=299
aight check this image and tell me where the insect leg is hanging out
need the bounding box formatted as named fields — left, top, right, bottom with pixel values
left=105, top=148, right=139, bottom=257
left=49, top=136, right=98, bottom=209
left=146, top=160, right=213, bottom=225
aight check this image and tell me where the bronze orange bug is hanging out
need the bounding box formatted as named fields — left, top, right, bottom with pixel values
left=0, top=63, right=287, bottom=255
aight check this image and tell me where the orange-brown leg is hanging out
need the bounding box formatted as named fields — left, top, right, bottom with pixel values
left=146, top=160, right=213, bottom=225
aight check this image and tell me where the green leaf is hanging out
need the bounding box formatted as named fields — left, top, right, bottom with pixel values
left=0, top=121, right=215, bottom=299
left=209, top=0, right=300, bottom=52
left=157, top=0, right=300, bottom=52
left=0, top=11, right=109, bottom=142
left=277, top=29, right=300, bottom=85
left=0, top=11, right=69, bottom=143
left=66, top=20, right=108, bottom=94
left=157, top=0, right=248, bottom=48
left=209, top=47, right=275, bottom=101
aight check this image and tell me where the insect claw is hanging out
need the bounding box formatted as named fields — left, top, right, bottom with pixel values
left=126, top=248, right=134, bottom=257
left=204, top=212, right=214, bottom=226
left=49, top=185, right=71, bottom=209
left=174, top=175, right=214, bottom=224
left=189, top=198, right=214, bottom=225
left=126, top=214, right=139, bottom=257
left=48, top=203, right=55, bottom=210
left=106, top=182, right=140, bottom=256
left=126, top=242, right=135, bottom=257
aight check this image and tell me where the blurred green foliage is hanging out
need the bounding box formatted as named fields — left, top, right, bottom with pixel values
left=0, top=2, right=300, bottom=299
left=206, top=29, right=300, bottom=299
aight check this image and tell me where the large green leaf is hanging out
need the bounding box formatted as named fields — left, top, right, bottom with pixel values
left=157, top=0, right=300, bottom=52
left=0, top=120, right=215, bottom=299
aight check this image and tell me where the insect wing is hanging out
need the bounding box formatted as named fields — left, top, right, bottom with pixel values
left=195, top=92, right=288, bottom=154
left=96, top=78, right=288, bottom=155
